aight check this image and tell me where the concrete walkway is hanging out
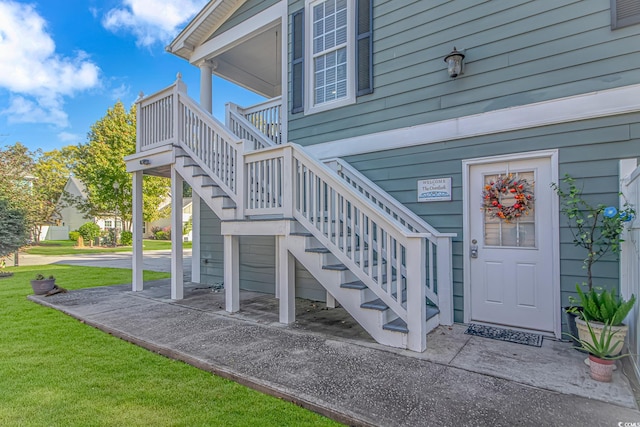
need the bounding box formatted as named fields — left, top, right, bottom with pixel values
left=31, top=278, right=640, bottom=427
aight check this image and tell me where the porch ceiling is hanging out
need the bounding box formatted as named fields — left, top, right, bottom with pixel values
left=212, top=25, right=281, bottom=98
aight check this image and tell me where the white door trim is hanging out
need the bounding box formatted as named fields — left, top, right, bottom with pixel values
left=462, top=149, right=561, bottom=338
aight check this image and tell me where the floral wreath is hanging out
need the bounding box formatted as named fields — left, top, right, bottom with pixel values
left=482, top=174, right=534, bottom=221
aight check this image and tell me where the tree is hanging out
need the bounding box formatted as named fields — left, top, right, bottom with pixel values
left=72, top=101, right=169, bottom=231
left=0, top=199, right=28, bottom=258
left=0, top=143, right=75, bottom=243
left=30, top=147, right=78, bottom=242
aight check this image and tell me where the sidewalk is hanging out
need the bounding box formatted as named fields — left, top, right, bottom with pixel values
left=31, top=279, right=640, bottom=427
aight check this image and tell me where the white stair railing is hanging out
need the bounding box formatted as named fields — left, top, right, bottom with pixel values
left=324, top=158, right=455, bottom=325
left=226, top=102, right=275, bottom=151
left=232, top=97, right=283, bottom=146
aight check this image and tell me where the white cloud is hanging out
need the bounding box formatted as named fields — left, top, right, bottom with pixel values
left=102, top=0, right=208, bottom=48
left=110, top=83, right=130, bottom=101
left=0, top=1, right=100, bottom=127
left=58, top=131, right=84, bottom=143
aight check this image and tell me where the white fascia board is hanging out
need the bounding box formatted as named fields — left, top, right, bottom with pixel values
left=306, top=83, right=640, bottom=160
left=189, top=1, right=286, bottom=65
left=169, top=0, right=231, bottom=53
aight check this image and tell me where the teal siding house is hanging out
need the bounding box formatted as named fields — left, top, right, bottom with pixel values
left=125, top=0, right=640, bottom=357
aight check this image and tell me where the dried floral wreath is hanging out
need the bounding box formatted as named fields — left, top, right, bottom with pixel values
left=482, top=174, right=534, bottom=221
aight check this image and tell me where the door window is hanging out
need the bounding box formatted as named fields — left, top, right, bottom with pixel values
left=483, top=171, right=535, bottom=248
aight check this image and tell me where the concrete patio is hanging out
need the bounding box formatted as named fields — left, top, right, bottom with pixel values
left=31, top=279, right=640, bottom=426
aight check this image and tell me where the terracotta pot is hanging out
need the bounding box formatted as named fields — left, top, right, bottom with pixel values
left=30, top=279, right=55, bottom=295
left=588, top=354, right=615, bottom=382
left=575, top=317, right=628, bottom=356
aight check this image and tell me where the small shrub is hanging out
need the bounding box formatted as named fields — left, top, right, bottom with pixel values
left=78, top=222, right=101, bottom=245
left=120, top=231, right=133, bottom=246
left=155, top=230, right=167, bottom=240
left=69, top=231, right=81, bottom=241
left=150, top=226, right=162, bottom=239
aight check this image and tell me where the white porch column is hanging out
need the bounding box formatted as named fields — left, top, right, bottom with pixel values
left=171, top=166, right=184, bottom=300
left=190, top=195, right=201, bottom=283
left=132, top=170, right=144, bottom=291
left=224, top=234, right=240, bottom=313
left=278, top=235, right=295, bottom=324
left=199, top=60, right=214, bottom=114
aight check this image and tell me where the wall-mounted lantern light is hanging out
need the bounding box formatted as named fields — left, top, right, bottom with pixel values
left=444, top=47, right=465, bottom=78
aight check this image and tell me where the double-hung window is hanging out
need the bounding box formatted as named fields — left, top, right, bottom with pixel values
left=292, top=0, right=371, bottom=115
left=309, top=0, right=352, bottom=112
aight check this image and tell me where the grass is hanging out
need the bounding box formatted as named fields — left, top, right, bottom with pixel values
left=24, top=239, right=192, bottom=255
left=0, top=265, right=340, bottom=426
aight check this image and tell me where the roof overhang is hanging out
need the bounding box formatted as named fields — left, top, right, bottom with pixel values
left=167, top=0, right=247, bottom=61
left=166, top=1, right=284, bottom=98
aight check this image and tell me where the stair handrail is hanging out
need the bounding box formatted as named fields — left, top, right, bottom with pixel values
left=288, top=143, right=450, bottom=351
left=231, top=97, right=283, bottom=145
left=175, top=91, right=246, bottom=209
left=324, top=158, right=455, bottom=238
left=226, top=102, right=275, bottom=150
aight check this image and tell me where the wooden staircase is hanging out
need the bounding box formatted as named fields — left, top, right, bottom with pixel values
left=133, top=77, right=455, bottom=352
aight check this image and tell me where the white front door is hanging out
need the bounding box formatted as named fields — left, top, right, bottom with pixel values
left=469, top=157, right=555, bottom=333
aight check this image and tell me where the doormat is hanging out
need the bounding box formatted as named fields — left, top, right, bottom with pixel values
left=465, top=323, right=543, bottom=347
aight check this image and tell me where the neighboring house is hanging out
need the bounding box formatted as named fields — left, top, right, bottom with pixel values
left=125, top=0, right=640, bottom=356
left=145, top=197, right=193, bottom=241
left=53, top=177, right=119, bottom=240
left=45, top=176, right=94, bottom=241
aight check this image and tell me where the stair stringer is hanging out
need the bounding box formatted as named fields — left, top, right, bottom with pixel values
left=174, top=150, right=237, bottom=220
left=286, top=233, right=409, bottom=349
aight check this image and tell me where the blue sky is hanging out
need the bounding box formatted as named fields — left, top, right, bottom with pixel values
left=0, top=0, right=265, bottom=153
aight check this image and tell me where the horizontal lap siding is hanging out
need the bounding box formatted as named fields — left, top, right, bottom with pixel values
left=344, top=114, right=640, bottom=322
left=288, top=0, right=639, bottom=146
left=200, top=202, right=326, bottom=299
left=200, top=204, right=224, bottom=285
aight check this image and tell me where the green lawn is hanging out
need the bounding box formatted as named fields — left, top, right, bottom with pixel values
left=24, top=239, right=192, bottom=255
left=0, top=265, right=339, bottom=426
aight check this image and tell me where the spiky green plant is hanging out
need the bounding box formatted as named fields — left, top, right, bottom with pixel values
left=575, top=283, right=636, bottom=326
left=564, top=318, right=628, bottom=360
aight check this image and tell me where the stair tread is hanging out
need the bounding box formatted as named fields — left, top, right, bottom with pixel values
left=361, top=298, right=388, bottom=311
left=290, top=232, right=313, bottom=237
left=306, top=247, right=330, bottom=253
left=383, top=318, right=408, bottom=333
left=426, top=305, right=440, bottom=320
left=322, top=264, right=348, bottom=271
left=341, top=280, right=367, bottom=290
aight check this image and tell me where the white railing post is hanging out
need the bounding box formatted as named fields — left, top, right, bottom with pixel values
left=173, top=73, right=187, bottom=145
left=135, top=92, right=144, bottom=152
left=235, top=140, right=246, bottom=219
left=282, top=145, right=294, bottom=218
left=406, top=237, right=427, bottom=352
left=226, top=102, right=238, bottom=128
left=435, top=236, right=454, bottom=326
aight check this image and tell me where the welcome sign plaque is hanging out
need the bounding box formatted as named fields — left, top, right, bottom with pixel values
left=417, top=177, right=452, bottom=202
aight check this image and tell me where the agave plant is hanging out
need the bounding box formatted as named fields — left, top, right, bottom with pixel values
left=575, top=284, right=636, bottom=326
left=565, top=318, right=628, bottom=360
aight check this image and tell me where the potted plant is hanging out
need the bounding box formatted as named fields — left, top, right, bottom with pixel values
left=567, top=317, right=630, bottom=382
left=30, top=274, right=56, bottom=295
left=552, top=174, right=636, bottom=343
left=573, top=283, right=635, bottom=355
